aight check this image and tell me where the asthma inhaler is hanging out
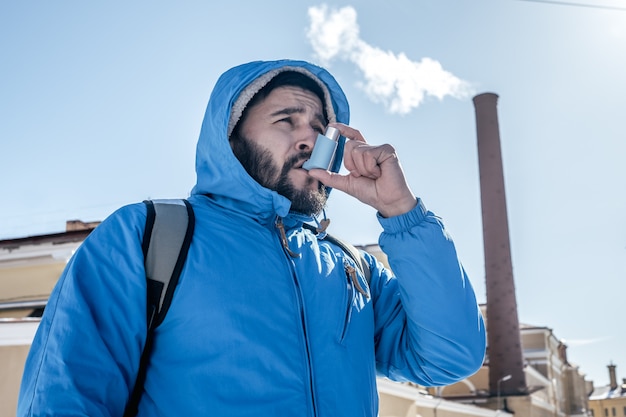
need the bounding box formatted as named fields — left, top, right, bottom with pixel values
left=302, top=126, right=340, bottom=171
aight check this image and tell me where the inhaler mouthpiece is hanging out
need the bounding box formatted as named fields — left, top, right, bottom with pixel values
left=302, top=127, right=340, bottom=171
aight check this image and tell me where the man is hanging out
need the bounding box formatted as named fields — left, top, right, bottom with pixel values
left=18, top=59, right=486, bottom=417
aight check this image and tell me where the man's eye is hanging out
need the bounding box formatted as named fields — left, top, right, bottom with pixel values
left=278, top=118, right=292, bottom=125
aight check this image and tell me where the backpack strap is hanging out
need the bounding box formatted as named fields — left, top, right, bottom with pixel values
left=142, top=199, right=195, bottom=328
left=302, top=223, right=371, bottom=286
left=124, top=199, right=195, bottom=417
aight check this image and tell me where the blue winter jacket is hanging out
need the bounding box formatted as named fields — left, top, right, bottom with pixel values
left=18, top=59, right=486, bottom=417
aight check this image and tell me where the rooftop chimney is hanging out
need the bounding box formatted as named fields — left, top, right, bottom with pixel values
left=558, top=341, right=569, bottom=365
left=473, top=93, right=528, bottom=396
left=609, top=363, right=618, bottom=390
left=66, top=220, right=101, bottom=232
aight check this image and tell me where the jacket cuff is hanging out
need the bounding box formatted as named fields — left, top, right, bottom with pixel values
left=377, top=198, right=427, bottom=234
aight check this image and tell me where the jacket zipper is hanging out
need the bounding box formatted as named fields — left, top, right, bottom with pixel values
left=341, top=261, right=356, bottom=343
left=275, top=217, right=318, bottom=417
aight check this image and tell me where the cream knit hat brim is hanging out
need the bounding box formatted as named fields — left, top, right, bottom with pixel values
left=227, top=66, right=337, bottom=138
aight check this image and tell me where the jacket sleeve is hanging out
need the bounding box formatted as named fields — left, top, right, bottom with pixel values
left=17, top=203, right=149, bottom=417
left=371, top=198, right=486, bottom=386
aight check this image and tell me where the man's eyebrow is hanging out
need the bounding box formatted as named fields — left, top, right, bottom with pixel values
left=270, top=107, right=304, bottom=117
left=270, top=107, right=326, bottom=125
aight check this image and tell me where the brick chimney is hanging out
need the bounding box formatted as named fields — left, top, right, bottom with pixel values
left=473, top=93, right=528, bottom=396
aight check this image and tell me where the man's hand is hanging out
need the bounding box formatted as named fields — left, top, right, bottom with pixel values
left=308, top=123, right=417, bottom=218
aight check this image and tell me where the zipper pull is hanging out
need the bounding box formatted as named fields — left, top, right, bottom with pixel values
left=345, top=262, right=369, bottom=298
left=276, top=217, right=300, bottom=258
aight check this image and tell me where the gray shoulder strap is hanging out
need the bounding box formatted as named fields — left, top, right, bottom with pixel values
left=128, top=199, right=194, bottom=417
left=143, top=199, right=193, bottom=325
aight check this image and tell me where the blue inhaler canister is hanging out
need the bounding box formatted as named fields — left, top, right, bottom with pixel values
left=302, top=127, right=341, bottom=171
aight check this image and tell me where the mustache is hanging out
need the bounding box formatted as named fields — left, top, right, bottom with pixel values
left=281, top=151, right=326, bottom=191
left=283, top=151, right=312, bottom=172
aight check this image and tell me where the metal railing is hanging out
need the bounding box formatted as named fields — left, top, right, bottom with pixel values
left=0, top=299, right=47, bottom=312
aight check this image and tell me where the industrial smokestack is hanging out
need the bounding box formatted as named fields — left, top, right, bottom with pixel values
left=473, top=93, right=527, bottom=397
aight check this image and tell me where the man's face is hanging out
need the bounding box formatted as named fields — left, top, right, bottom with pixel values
left=230, top=85, right=329, bottom=215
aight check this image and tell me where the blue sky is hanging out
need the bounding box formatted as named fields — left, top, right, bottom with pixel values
left=1, top=1, right=625, bottom=387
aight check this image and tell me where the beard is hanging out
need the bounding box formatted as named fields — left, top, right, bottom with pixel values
left=230, top=134, right=328, bottom=216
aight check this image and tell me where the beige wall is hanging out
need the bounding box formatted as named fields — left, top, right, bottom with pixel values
left=1, top=238, right=73, bottom=417
left=1, top=344, right=30, bottom=417
left=0, top=263, right=64, bottom=309
left=589, top=397, right=626, bottom=417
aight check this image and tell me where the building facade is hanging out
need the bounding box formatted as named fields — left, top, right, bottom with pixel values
left=428, top=306, right=590, bottom=417
left=588, top=364, right=626, bottom=417
left=0, top=222, right=97, bottom=416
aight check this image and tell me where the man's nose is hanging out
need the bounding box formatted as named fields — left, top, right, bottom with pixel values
left=295, top=127, right=318, bottom=152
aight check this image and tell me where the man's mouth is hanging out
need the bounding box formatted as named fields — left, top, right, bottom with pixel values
left=293, top=156, right=312, bottom=170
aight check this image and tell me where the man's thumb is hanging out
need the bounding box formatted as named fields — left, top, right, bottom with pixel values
left=308, top=169, right=345, bottom=191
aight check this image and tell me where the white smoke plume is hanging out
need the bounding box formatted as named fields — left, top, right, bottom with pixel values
left=307, top=5, right=474, bottom=115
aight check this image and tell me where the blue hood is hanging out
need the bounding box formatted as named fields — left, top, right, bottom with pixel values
left=190, top=59, right=350, bottom=222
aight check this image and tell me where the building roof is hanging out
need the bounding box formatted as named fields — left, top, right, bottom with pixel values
left=590, top=384, right=626, bottom=400
left=0, top=222, right=98, bottom=250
